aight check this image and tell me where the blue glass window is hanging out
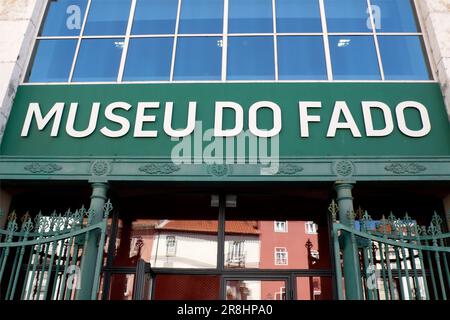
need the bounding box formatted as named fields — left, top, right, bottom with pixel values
left=132, top=0, right=178, bottom=34
left=325, top=0, right=370, bottom=32
left=28, top=40, right=77, bottom=82
left=123, top=38, right=173, bottom=81
left=379, top=36, right=430, bottom=80
left=179, top=0, right=223, bottom=34
left=276, top=0, right=322, bottom=33
left=370, top=0, right=419, bottom=32
left=40, top=0, right=88, bottom=36
left=72, top=38, right=124, bottom=82
left=174, top=37, right=222, bottom=80
left=227, top=36, right=274, bottom=80
left=278, top=36, right=326, bottom=80
left=84, top=0, right=131, bottom=35
left=329, top=36, right=380, bottom=80
left=229, top=0, right=273, bottom=33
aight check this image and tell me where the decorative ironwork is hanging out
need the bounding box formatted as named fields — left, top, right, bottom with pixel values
left=328, top=199, right=339, bottom=223
left=139, top=163, right=180, bottom=175
left=334, top=160, right=354, bottom=176
left=207, top=164, right=231, bottom=177
left=90, top=160, right=111, bottom=176
left=24, top=163, right=62, bottom=174
left=276, top=163, right=304, bottom=175
left=384, top=163, right=426, bottom=174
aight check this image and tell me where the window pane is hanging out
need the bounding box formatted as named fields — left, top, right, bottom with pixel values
left=370, top=0, right=419, bottom=32
left=72, top=38, right=123, bottom=82
left=278, top=36, right=326, bottom=80
left=329, top=36, right=380, bottom=80
left=154, top=275, right=220, bottom=300
left=325, top=0, right=370, bottom=32
left=179, top=0, right=223, bottom=34
left=40, top=0, right=88, bottom=36
left=84, top=0, right=131, bottom=35
left=226, top=280, right=287, bottom=300
left=174, top=37, right=222, bottom=80
left=28, top=40, right=77, bottom=82
left=276, top=0, right=322, bottom=33
left=379, top=36, right=430, bottom=80
left=132, top=0, right=177, bottom=34
left=227, top=36, right=274, bottom=80
left=297, top=277, right=333, bottom=300
left=123, top=38, right=173, bottom=81
left=229, top=0, right=273, bottom=33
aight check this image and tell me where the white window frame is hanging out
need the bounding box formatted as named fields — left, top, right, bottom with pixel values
left=274, top=220, right=288, bottom=233
left=166, top=235, right=176, bottom=257
left=305, top=221, right=318, bottom=234
left=274, top=247, right=288, bottom=265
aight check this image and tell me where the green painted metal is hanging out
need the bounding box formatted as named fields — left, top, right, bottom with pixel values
left=331, top=202, right=450, bottom=300
left=0, top=200, right=112, bottom=300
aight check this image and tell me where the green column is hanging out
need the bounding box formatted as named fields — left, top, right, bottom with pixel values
left=335, top=181, right=363, bottom=300
left=76, top=182, right=109, bottom=300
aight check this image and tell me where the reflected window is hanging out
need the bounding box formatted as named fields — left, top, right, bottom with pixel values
left=274, top=221, right=287, bottom=233
left=132, top=0, right=178, bottom=34
left=166, top=235, right=177, bottom=256
left=40, top=0, right=87, bottom=36
left=275, top=247, right=288, bottom=265
left=123, top=37, right=173, bottom=81
left=227, top=36, right=274, bottom=80
left=276, top=0, right=321, bottom=33
left=378, top=36, right=430, bottom=80
left=370, top=0, right=419, bottom=32
left=72, top=38, right=124, bottom=82
left=174, top=37, right=222, bottom=80
left=226, top=280, right=287, bottom=300
left=305, top=221, right=318, bottom=234
left=229, top=0, right=273, bottom=33
left=329, top=36, right=380, bottom=80
left=84, top=0, right=131, bottom=35
left=296, top=277, right=333, bottom=300
left=277, top=36, right=327, bottom=80
left=325, top=0, right=370, bottom=32
left=28, top=40, right=77, bottom=82
left=179, top=0, right=223, bottom=34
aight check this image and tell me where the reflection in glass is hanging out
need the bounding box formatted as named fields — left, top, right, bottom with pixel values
left=378, top=36, right=430, bottom=80
left=123, top=38, right=173, bottom=81
left=276, top=0, right=322, bottom=33
left=277, top=36, right=326, bottom=80
left=179, top=0, right=223, bottom=34
left=40, top=0, right=87, bottom=36
left=107, top=274, right=135, bottom=300
left=325, top=0, right=370, bottom=32
left=174, top=37, right=222, bottom=80
left=329, top=36, right=380, bottom=80
left=28, top=40, right=77, bottom=82
left=370, top=0, right=419, bottom=32
left=296, top=277, right=333, bottom=300
left=72, top=38, right=124, bottom=82
left=226, top=280, right=286, bottom=300
left=229, top=0, right=273, bottom=33
left=154, top=275, right=220, bottom=299
left=132, top=0, right=178, bottom=34
left=84, top=0, right=131, bottom=35
left=227, top=36, right=274, bottom=80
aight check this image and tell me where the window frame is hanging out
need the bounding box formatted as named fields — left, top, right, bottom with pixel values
left=24, top=0, right=436, bottom=84
left=274, top=247, right=288, bottom=265
left=274, top=220, right=288, bottom=233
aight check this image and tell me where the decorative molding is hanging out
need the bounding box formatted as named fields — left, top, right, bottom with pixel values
left=384, top=163, right=427, bottom=174
left=24, top=162, right=62, bottom=174
left=276, top=163, right=304, bottom=175
left=90, top=160, right=111, bottom=176
left=139, top=163, right=180, bottom=175
left=333, top=160, right=354, bottom=177
left=207, top=164, right=231, bottom=177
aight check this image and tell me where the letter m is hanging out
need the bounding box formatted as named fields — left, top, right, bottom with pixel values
left=21, top=102, right=64, bottom=137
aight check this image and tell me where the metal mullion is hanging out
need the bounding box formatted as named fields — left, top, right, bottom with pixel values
left=377, top=32, right=422, bottom=36
left=367, top=0, right=385, bottom=80
left=327, top=32, right=374, bottom=36
left=276, top=33, right=323, bottom=36
left=68, top=0, right=92, bottom=83
left=221, top=0, right=229, bottom=81
left=169, top=0, right=183, bottom=82
left=36, top=36, right=79, bottom=40
left=318, top=0, right=333, bottom=80
left=227, top=33, right=274, bottom=37
left=117, top=0, right=137, bottom=82
left=217, top=195, right=225, bottom=272
left=272, top=0, right=278, bottom=81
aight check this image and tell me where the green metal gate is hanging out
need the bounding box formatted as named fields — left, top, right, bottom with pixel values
left=0, top=200, right=113, bottom=300
left=329, top=200, right=450, bottom=300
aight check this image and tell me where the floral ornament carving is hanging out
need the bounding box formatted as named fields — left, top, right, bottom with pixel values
left=207, top=164, right=231, bottom=177
left=90, top=160, right=111, bottom=176
left=103, top=199, right=113, bottom=218
left=328, top=200, right=339, bottom=223
left=333, top=161, right=354, bottom=177
left=139, top=163, right=180, bottom=175
left=24, top=163, right=62, bottom=174
left=276, top=163, right=304, bottom=175
left=384, top=163, right=426, bottom=175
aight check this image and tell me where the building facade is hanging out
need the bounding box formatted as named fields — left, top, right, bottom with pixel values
left=0, top=0, right=449, bottom=300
